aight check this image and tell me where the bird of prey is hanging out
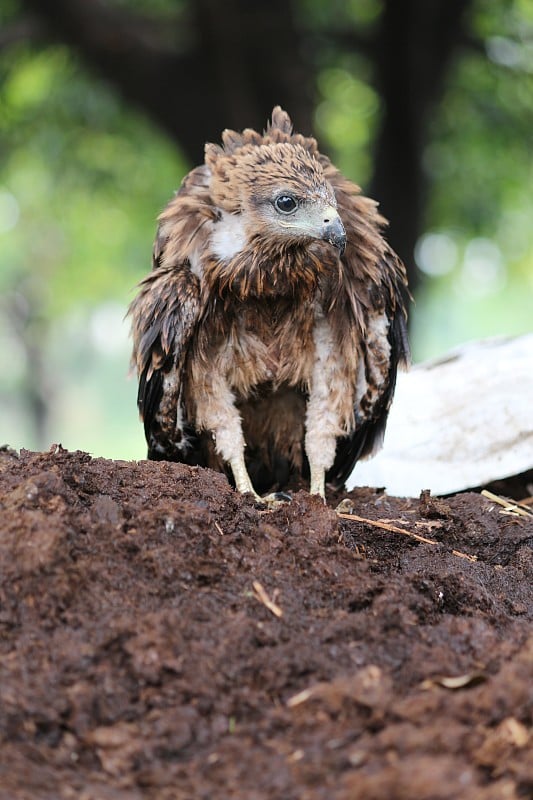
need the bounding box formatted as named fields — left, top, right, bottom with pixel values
left=129, top=107, right=409, bottom=502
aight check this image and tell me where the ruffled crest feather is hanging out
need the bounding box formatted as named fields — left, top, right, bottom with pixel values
left=266, top=106, right=293, bottom=135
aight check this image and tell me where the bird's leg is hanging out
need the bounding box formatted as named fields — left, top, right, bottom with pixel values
left=230, top=455, right=290, bottom=506
left=309, top=466, right=326, bottom=500
left=306, top=429, right=334, bottom=502
left=193, top=372, right=289, bottom=506
left=305, top=318, right=350, bottom=503
left=230, top=453, right=261, bottom=499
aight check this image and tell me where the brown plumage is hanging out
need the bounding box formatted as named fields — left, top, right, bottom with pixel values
left=129, top=107, right=410, bottom=500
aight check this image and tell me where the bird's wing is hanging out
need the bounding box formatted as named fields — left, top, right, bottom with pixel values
left=320, top=158, right=410, bottom=489
left=129, top=263, right=201, bottom=460
left=327, top=276, right=410, bottom=489
left=129, top=165, right=215, bottom=460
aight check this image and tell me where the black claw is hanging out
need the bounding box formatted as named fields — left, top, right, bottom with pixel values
left=253, top=491, right=292, bottom=508
left=272, top=491, right=292, bottom=502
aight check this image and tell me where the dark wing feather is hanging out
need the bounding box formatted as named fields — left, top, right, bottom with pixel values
left=320, top=154, right=410, bottom=489
left=327, top=299, right=409, bottom=489
left=128, top=262, right=201, bottom=461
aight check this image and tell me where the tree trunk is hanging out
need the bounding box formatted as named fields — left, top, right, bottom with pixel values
left=20, top=0, right=313, bottom=164
left=369, top=0, right=471, bottom=289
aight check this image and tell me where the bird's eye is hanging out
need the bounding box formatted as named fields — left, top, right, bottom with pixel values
left=274, top=195, right=298, bottom=214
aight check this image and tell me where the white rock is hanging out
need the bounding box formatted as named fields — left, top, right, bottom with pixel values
left=347, top=334, right=533, bottom=497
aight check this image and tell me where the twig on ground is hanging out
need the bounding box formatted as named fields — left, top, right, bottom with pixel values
left=481, top=490, right=532, bottom=518
left=336, top=513, right=437, bottom=544
left=287, top=687, right=315, bottom=707
left=337, top=511, right=476, bottom=561
left=452, top=549, right=477, bottom=562
left=252, top=580, right=283, bottom=618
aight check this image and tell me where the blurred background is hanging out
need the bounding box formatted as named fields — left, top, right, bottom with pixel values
left=0, top=0, right=532, bottom=460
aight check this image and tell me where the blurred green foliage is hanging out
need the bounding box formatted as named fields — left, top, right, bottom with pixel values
left=412, top=0, right=533, bottom=357
left=307, top=0, right=533, bottom=359
left=0, top=0, right=532, bottom=458
left=0, top=39, right=185, bottom=457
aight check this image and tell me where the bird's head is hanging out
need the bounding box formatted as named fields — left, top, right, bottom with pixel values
left=207, top=141, right=346, bottom=258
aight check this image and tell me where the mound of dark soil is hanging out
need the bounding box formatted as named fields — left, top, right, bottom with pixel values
left=0, top=446, right=531, bottom=799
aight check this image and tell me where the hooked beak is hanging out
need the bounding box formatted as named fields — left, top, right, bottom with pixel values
left=321, top=212, right=346, bottom=257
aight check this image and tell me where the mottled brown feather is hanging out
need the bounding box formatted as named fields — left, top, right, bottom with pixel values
left=128, top=107, right=409, bottom=490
